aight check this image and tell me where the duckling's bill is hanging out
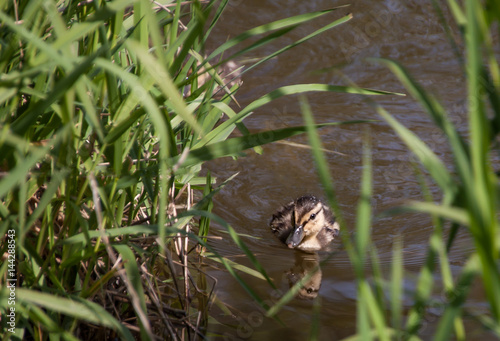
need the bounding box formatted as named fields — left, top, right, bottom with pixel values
left=286, top=224, right=304, bottom=248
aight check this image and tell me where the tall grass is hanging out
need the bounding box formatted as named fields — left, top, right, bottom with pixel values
left=268, top=0, right=500, bottom=340
left=0, top=0, right=396, bottom=339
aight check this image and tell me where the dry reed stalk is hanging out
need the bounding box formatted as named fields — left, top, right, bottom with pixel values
left=183, top=184, right=191, bottom=317
left=141, top=263, right=179, bottom=340
left=89, top=172, right=155, bottom=339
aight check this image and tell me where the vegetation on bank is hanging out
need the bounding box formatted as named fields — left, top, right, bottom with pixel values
left=0, top=0, right=499, bottom=340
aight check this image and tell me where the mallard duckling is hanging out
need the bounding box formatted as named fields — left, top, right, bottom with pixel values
left=270, top=195, right=339, bottom=252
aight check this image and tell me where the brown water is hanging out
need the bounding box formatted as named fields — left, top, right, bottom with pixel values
left=200, top=1, right=492, bottom=339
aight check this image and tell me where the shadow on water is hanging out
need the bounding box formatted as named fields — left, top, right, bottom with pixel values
left=201, top=0, right=491, bottom=339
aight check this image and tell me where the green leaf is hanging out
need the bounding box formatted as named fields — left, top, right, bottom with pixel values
left=177, top=119, right=375, bottom=169
left=10, top=289, right=134, bottom=341
left=375, top=105, right=457, bottom=201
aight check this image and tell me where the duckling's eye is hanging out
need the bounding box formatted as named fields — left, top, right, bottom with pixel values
left=310, top=213, right=316, bottom=220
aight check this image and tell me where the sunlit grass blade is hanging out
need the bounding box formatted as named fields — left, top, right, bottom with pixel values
left=433, top=254, right=480, bottom=341
left=354, top=131, right=372, bottom=273
left=298, top=94, right=347, bottom=244
left=127, top=39, right=203, bottom=137
left=341, top=328, right=398, bottom=341
left=9, top=50, right=105, bottom=140
left=243, top=13, right=353, bottom=76
left=162, top=208, right=277, bottom=291
left=198, top=83, right=401, bottom=148
left=396, top=201, right=470, bottom=226
left=403, top=210, right=450, bottom=337
left=430, top=0, right=464, bottom=66
left=372, top=58, right=470, bottom=203
left=113, top=244, right=151, bottom=339
left=180, top=120, right=374, bottom=169
left=94, top=58, right=171, bottom=151
left=62, top=171, right=237, bottom=246
left=208, top=214, right=277, bottom=289
left=359, top=282, right=390, bottom=341
left=184, top=211, right=276, bottom=312
left=463, top=0, right=500, bottom=320
left=0, top=146, right=50, bottom=200
left=375, top=105, right=457, bottom=201
left=0, top=9, right=71, bottom=68
left=373, top=4, right=500, bottom=337
left=358, top=131, right=389, bottom=340
left=444, top=0, right=467, bottom=28
left=390, top=235, right=403, bottom=339
left=206, top=8, right=348, bottom=62
left=61, top=225, right=161, bottom=245
left=358, top=295, right=371, bottom=341
left=475, top=315, right=500, bottom=338
left=204, top=252, right=266, bottom=280
left=299, top=95, right=388, bottom=339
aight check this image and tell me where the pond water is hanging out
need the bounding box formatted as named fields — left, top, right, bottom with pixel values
left=200, top=1, right=492, bottom=339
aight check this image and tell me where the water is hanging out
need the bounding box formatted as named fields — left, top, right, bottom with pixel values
left=199, top=1, right=492, bottom=339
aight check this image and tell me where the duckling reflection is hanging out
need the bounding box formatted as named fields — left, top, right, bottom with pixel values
left=270, top=195, right=339, bottom=252
left=285, top=252, right=322, bottom=300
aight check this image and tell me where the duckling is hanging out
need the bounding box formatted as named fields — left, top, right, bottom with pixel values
left=270, top=195, right=339, bottom=252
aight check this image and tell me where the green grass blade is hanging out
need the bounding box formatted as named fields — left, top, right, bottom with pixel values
left=198, top=83, right=401, bottom=147
left=391, top=236, right=403, bottom=339
left=179, top=120, right=373, bottom=169
left=24, top=169, right=69, bottom=233
left=464, top=0, right=500, bottom=320
left=375, top=105, right=456, bottom=200
left=398, top=201, right=470, bottom=226
left=296, top=96, right=389, bottom=339
left=359, top=282, right=390, bottom=341
left=243, top=13, right=352, bottom=76
left=10, top=288, right=134, bottom=341
left=61, top=225, right=161, bottom=245
left=126, top=40, right=203, bottom=136
left=0, top=126, right=70, bottom=199
left=112, top=244, right=151, bottom=339
left=354, top=131, right=372, bottom=273
left=445, top=0, right=467, bottom=27
left=204, top=252, right=266, bottom=280
left=432, top=254, right=480, bottom=341
left=192, top=210, right=276, bottom=289
left=372, top=58, right=470, bottom=191
left=206, top=8, right=347, bottom=62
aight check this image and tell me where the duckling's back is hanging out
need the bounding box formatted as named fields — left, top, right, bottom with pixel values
left=269, top=200, right=295, bottom=244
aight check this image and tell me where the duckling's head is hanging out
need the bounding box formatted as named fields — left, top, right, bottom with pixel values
left=286, top=195, right=329, bottom=249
